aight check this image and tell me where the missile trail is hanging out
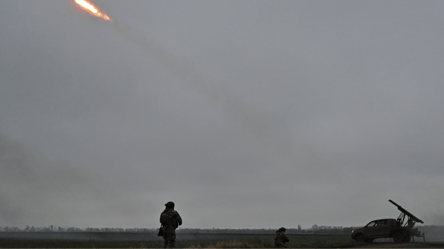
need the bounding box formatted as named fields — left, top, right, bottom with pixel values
left=73, top=1, right=300, bottom=170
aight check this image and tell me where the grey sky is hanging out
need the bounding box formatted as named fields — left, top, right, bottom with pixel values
left=0, top=0, right=443, bottom=229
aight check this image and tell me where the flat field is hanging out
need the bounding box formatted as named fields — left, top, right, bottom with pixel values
left=1, top=232, right=443, bottom=248
left=0, top=232, right=350, bottom=244
left=353, top=242, right=444, bottom=248
left=2, top=239, right=444, bottom=248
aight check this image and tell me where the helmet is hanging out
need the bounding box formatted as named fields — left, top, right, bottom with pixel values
left=165, top=201, right=175, bottom=208
left=279, top=227, right=286, bottom=232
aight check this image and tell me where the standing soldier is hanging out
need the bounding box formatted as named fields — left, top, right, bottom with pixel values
left=159, top=201, right=182, bottom=248
left=274, top=227, right=289, bottom=248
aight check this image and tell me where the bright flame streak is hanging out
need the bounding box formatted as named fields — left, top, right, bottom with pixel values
left=75, top=0, right=111, bottom=21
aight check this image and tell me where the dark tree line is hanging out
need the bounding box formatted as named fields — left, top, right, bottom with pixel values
left=0, top=225, right=356, bottom=234
left=0, top=226, right=156, bottom=233
left=176, top=226, right=356, bottom=234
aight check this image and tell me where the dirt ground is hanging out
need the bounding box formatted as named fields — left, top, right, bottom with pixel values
left=349, top=242, right=444, bottom=248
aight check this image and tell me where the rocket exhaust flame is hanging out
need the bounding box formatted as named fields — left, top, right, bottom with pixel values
left=74, top=0, right=111, bottom=21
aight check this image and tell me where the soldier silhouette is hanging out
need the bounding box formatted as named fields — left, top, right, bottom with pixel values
left=159, top=201, right=182, bottom=248
left=274, top=227, right=289, bottom=248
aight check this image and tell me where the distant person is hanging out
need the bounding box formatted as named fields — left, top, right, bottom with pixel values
left=274, top=227, right=289, bottom=248
left=159, top=201, right=182, bottom=248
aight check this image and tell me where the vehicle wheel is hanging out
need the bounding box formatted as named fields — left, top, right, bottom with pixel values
left=401, top=231, right=411, bottom=243
left=354, top=234, right=365, bottom=242
left=393, top=232, right=403, bottom=243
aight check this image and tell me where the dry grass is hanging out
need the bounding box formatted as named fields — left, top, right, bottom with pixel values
left=186, top=241, right=267, bottom=248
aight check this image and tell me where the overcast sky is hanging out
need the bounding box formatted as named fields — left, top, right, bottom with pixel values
left=1, top=0, right=443, bottom=230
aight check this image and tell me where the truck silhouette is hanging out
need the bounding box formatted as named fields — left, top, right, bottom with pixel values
left=351, top=200, right=424, bottom=243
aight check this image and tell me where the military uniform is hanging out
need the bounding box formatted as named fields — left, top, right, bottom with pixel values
left=160, top=202, right=182, bottom=248
left=274, top=227, right=289, bottom=248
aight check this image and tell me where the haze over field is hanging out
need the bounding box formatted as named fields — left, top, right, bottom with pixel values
left=1, top=0, right=443, bottom=229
